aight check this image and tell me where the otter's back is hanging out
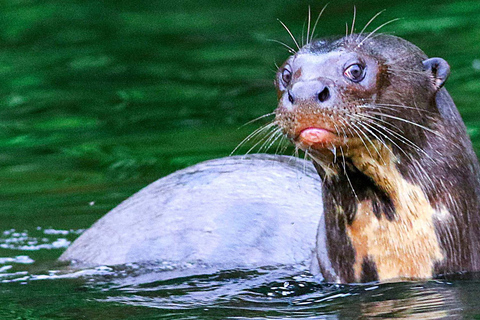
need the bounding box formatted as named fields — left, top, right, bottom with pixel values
left=59, top=154, right=324, bottom=270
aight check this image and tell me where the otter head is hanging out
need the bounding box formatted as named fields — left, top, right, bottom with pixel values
left=274, top=34, right=458, bottom=283
left=274, top=34, right=450, bottom=180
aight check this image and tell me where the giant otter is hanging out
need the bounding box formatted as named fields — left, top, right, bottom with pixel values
left=59, top=32, right=480, bottom=283
left=274, top=33, right=480, bottom=282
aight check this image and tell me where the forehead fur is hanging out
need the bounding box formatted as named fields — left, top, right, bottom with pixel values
left=300, top=34, right=428, bottom=69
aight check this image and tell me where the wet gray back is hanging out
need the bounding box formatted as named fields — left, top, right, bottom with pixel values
left=60, top=154, right=324, bottom=270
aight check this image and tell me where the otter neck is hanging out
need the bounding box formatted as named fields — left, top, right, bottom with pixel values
left=312, top=143, right=444, bottom=283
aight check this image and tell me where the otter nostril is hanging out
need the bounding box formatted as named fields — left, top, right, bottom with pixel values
left=288, top=91, right=295, bottom=104
left=317, top=87, right=330, bottom=102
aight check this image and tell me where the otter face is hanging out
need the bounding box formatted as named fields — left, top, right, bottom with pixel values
left=274, top=39, right=382, bottom=154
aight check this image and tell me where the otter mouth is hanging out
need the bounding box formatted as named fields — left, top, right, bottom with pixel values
left=297, top=127, right=339, bottom=147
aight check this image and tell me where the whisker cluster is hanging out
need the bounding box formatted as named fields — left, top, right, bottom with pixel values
left=274, top=3, right=329, bottom=54
left=356, top=17, right=400, bottom=47
left=270, top=5, right=401, bottom=72
left=230, top=114, right=292, bottom=158
left=277, top=19, right=301, bottom=51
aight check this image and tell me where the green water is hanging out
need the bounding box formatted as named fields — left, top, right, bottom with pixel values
left=0, top=0, right=480, bottom=318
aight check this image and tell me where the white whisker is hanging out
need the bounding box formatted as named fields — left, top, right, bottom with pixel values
left=340, top=146, right=358, bottom=199
left=259, top=128, right=283, bottom=153
left=349, top=119, right=384, bottom=163
left=357, top=18, right=400, bottom=47
left=358, top=103, right=435, bottom=115
left=238, top=112, right=275, bottom=129
left=309, top=3, right=329, bottom=44
left=357, top=119, right=410, bottom=159
left=278, top=19, right=301, bottom=51
left=368, top=112, right=443, bottom=138
left=230, top=122, right=276, bottom=156
left=243, top=126, right=280, bottom=157
left=350, top=6, right=357, bottom=36
left=275, top=134, right=289, bottom=155
left=303, top=148, right=309, bottom=175
left=357, top=10, right=385, bottom=38
left=307, top=6, right=312, bottom=47
left=359, top=114, right=434, bottom=160
left=267, top=39, right=296, bottom=54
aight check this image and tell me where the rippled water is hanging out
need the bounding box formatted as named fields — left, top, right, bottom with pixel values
left=1, top=0, right=480, bottom=318
left=1, top=255, right=480, bottom=319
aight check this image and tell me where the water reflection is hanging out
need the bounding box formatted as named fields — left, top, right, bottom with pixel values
left=353, top=283, right=458, bottom=319
left=0, top=257, right=476, bottom=319
left=69, top=265, right=470, bottom=319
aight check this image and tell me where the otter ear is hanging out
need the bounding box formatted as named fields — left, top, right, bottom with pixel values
left=422, top=58, right=450, bottom=90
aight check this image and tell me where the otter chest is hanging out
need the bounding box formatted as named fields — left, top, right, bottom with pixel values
left=343, top=156, right=444, bottom=282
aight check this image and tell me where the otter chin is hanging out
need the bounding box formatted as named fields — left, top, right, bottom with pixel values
left=275, top=33, right=480, bottom=283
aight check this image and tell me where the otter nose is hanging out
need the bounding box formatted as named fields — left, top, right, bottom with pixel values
left=288, top=81, right=331, bottom=105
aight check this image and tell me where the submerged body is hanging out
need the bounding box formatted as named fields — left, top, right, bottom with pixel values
left=60, top=155, right=326, bottom=271
left=61, top=33, right=480, bottom=283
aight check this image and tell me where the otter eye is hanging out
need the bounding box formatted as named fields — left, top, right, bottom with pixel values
left=344, top=64, right=365, bottom=82
left=281, top=67, right=292, bottom=86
